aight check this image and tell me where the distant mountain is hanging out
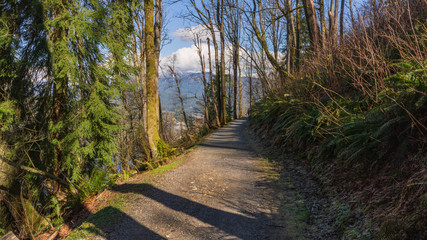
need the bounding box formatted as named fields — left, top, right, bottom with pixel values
left=159, top=72, right=250, bottom=114
left=159, top=72, right=205, bottom=113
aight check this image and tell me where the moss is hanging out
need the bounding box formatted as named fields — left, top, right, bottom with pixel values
left=376, top=219, right=408, bottom=240
left=143, top=156, right=187, bottom=182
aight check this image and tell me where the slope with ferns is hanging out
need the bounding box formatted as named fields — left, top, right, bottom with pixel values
left=249, top=0, right=426, bottom=238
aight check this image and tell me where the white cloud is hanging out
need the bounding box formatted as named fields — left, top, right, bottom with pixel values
left=161, top=36, right=287, bottom=75
left=161, top=42, right=225, bottom=73
left=172, top=24, right=219, bottom=43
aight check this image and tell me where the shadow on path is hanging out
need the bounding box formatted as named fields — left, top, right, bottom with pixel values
left=197, top=143, right=250, bottom=151
left=79, top=206, right=165, bottom=240
left=112, top=183, right=267, bottom=239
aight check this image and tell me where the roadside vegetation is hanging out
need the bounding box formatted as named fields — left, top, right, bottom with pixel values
left=249, top=1, right=426, bottom=238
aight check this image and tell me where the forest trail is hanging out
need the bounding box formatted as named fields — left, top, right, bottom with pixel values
left=89, top=118, right=277, bottom=240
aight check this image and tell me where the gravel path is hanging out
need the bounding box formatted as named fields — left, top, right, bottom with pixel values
left=95, top=118, right=277, bottom=240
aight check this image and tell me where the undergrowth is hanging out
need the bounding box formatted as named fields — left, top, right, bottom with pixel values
left=250, top=64, right=426, bottom=239
left=249, top=1, right=426, bottom=238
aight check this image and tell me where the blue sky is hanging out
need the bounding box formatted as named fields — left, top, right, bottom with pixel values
left=161, top=1, right=195, bottom=58
left=159, top=0, right=365, bottom=72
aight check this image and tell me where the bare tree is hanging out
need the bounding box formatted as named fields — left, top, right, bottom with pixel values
left=167, top=56, right=191, bottom=139
left=207, top=37, right=221, bottom=127
left=247, top=0, right=290, bottom=83
left=188, top=0, right=224, bottom=125
left=240, top=34, right=273, bottom=94
left=216, top=0, right=227, bottom=123
left=225, top=0, right=242, bottom=119
left=193, top=34, right=210, bottom=128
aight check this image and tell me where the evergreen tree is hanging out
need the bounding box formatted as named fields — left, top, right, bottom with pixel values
left=0, top=0, right=134, bottom=234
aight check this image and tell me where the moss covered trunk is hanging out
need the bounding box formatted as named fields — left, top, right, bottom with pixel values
left=145, top=0, right=161, bottom=158
left=0, top=140, right=17, bottom=233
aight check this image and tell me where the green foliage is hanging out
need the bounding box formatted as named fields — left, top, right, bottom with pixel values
left=156, top=139, right=174, bottom=158
left=0, top=0, right=137, bottom=237
left=0, top=101, right=16, bottom=131
left=81, top=169, right=115, bottom=197
left=250, top=63, right=426, bottom=168
left=22, top=198, right=50, bottom=236
left=254, top=2, right=426, bottom=238
left=46, top=196, right=63, bottom=227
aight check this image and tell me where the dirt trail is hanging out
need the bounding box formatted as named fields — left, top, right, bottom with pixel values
left=93, top=118, right=277, bottom=240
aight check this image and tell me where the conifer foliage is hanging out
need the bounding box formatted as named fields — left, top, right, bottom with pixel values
left=0, top=0, right=139, bottom=237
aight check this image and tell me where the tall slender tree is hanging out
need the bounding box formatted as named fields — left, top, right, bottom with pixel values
left=145, top=0, right=161, bottom=157
left=188, top=0, right=222, bottom=125
left=225, top=0, right=242, bottom=119
left=194, top=35, right=210, bottom=127
left=216, top=0, right=227, bottom=124
left=207, top=37, right=221, bottom=127
left=339, top=0, right=345, bottom=42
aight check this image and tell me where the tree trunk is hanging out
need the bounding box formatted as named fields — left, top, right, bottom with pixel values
left=285, top=0, right=296, bottom=75
left=301, top=0, right=322, bottom=52
left=139, top=30, right=147, bottom=134
left=271, top=3, right=280, bottom=83
left=145, top=0, right=161, bottom=158
left=328, top=0, right=339, bottom=47
left=212, top=29, right=222, bottom=126
left=238, top=59, right=242, bottom=118
left=340, top=0, right=345, bottom=43
left=248, top=59, right=253, bottom=109
left=159, top=95, right=165, bottom=140
left=194, top=36, right=210, bottom=128
left=233, top=43, right=238, bottom=120
left=218, top=0, right=226, bottom=124
left=0, top=140, right=17, bottom=230
left=296, top=0, right=301, bottom=70
left=319, top=0, right=327, bottom=48
left=0, top=158, right=16, bottom=195
left=169, top=67, right=190, bottom=138
left=154, top=0, right=162, bottom=130
left=207, top=37, right=221, bottom=127
left=132, top=12, right=147, bottom=134
left=349, top=0, right=354, bottom=26
left=51, top=2, right=69, bottom=194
